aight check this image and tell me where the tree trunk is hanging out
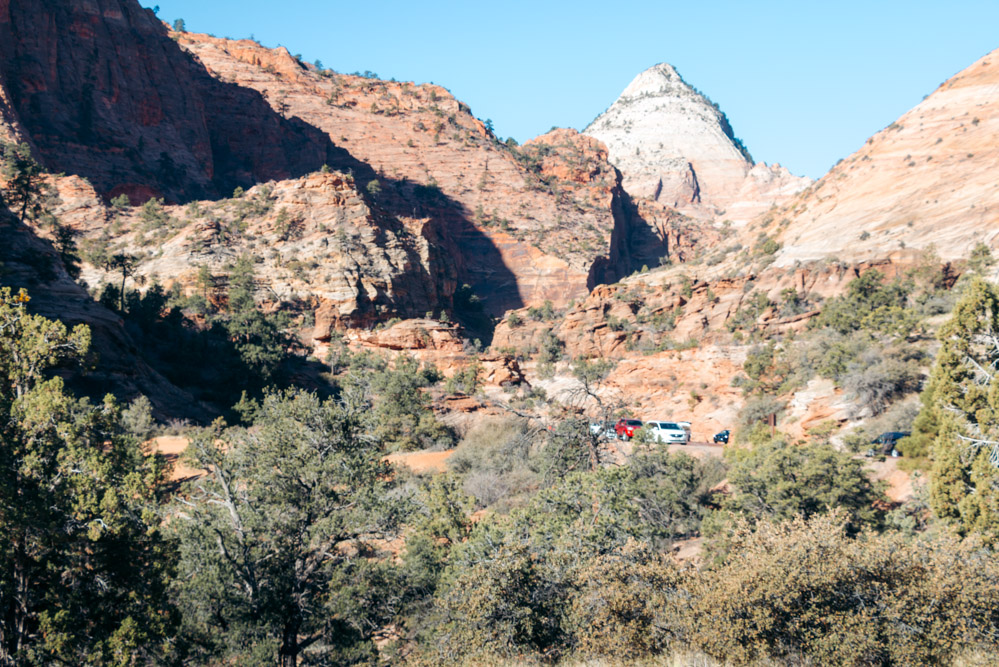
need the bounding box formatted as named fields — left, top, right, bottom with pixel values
left=0, top=537, right=29, bottom=665
left=278, top=621, right=299, bottom=667
left=119, top=269, right=128, bottom=313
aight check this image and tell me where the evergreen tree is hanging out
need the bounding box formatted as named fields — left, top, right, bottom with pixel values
left=171, top=389, right=408, bottom=666
left=0, top=143, right=50, bottom=225
left=0, top=287, right=173, bottom=665
left=925, top=278, right=999, bottom=541
left=103, top=252, right=136, bottom=313
left=222, top=255, right=289, bottom=381
left=52, top=222, right=81, bottom=279
left=720, top=438, right=887, bottom=534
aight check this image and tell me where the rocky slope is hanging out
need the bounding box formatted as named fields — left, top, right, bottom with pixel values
left=0, top=1, right=734, bottom=324
left=0, top=201, right=208, bottom=419
left=486, top=253, right=937, bottom=440
left=584, top=63, right=809, bottom=221
left=71, top=170, right=455, bottom=333
left=175, top=32, right=640, bottom=313
left=769, top=47, right=999, bottom=266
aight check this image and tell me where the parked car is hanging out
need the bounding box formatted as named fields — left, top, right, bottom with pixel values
left=614, top=418, right=643, bottom=440
left=646, top=421, right=690, bottom=444
left=589, top=421, right=618, bottom=439
left=713, top=429, right=730, bottom=444
left=868, top=431, right=910, bottom=457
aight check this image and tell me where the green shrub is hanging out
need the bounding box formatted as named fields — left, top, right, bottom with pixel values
left=688, top=512, right=999, bottom=665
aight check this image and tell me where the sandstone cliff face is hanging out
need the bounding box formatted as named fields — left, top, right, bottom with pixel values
left=0, top=0, right=330, bottom=202
left=0, top=3, right=718, bottom=318
left=584, top=63, right=809, bottom=221
left=175, top=33, right=638, bottom=312
left=771, top=48, right=999, bottom=266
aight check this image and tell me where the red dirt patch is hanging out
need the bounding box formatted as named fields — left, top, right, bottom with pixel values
left=150, top=436, right=207, bottom=484
left=384, top=449, right=454, bottom=474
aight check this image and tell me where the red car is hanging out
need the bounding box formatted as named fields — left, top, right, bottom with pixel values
left=615, top=418, right=643, bottom=440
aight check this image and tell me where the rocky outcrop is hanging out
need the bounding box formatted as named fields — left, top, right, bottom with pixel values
left=492, top=257, right=921, bottom=360
left=73, top=171, right=456, bottom=334
left=0, top=0, right=330, bottom=202
left=770, top=47, right=999, bottom=266
left=584, top=63, right=809, bottom=221
left=342, top=319, right=525, bottom=387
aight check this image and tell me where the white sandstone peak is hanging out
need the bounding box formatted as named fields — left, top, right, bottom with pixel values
left=584, top=63, right=809, bottom=220
left=619, top=63, right=687, bottom=99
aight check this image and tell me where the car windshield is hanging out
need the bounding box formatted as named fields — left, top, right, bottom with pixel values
left=660, top=422, right=679, bottom=429
left=626, top=420, right=642, bottom=426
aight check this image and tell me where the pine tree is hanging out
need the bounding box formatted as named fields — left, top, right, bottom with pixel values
left=0, top=287, right=173, bottom=664
left=926, top=278, right=999, bottom=541
left=103, top=252, right=136, bottom=312
left=222, top=255, right=289, bottom=381
left=1, top=143, right=50, bottom=225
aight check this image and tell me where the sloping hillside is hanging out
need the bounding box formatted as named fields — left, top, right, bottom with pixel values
left=771, top=48, right=999, bottom=266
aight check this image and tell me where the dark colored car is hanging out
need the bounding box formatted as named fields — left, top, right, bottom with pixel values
left=869, top=431, right=910, bottom=457
left=615, top=418, right=643, bottom=440
left=713, top=429, right=730, bottom=444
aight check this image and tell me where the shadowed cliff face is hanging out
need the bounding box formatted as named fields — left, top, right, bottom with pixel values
left=0, top=0, right=332, bottom=203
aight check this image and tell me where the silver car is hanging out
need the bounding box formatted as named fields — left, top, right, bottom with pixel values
left=647, top=421, right=689, bottom=444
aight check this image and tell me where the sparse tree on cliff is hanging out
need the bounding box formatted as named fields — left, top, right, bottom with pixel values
left=0, top=143, right=51, bottom=225
left=52, top=222, right=81, bottom=278
left=103, top=252, right=137, bottom=313
left=222, top=255, right=290, bottom=380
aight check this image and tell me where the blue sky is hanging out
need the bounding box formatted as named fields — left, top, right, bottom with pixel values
left=142, top=1, right=999, bottom=179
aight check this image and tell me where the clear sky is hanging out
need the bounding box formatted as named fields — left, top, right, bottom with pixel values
left=142, top=1, right=999, bottom=179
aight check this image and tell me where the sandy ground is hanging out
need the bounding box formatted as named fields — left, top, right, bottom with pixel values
left=384, top=449, right=454, bottom=473
left=673, top=537, right=704, bottom=563
left=866, top=457, right=916, bottom=503
left=150, top=436, right=207, bottom=485
left=153, top=438, right=461, bottom=479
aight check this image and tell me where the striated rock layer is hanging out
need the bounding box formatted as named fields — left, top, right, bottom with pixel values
left=584, top=63, right=809, bottom=222
left=173, top=32, right=636, bottom=312
left=771, top=47, right=999, bottom=266
left=0, top=1, right=724, bottom=319
left=66, top=170, right=455, bottom=335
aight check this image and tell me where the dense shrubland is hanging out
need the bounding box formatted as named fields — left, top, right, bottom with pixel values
left=3, top=267, right=999, bottom=663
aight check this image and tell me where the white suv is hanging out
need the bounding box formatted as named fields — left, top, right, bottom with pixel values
left=646, top=421, right=690, bottom=444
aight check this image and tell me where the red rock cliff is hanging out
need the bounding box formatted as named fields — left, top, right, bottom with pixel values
left=0, top=0, right=330, bottom=202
